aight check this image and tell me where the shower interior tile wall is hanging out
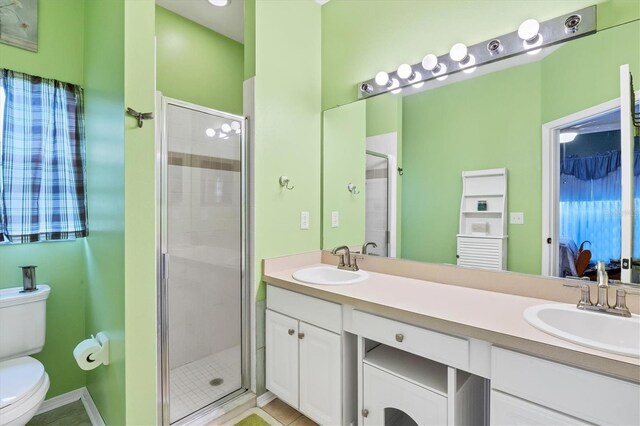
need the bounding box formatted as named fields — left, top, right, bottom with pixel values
left=167, top=113, right=242, bottom=369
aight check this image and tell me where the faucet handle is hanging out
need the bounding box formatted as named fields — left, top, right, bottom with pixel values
left=351, top=255, right=364, bottom=271
left=614, top=288, right=631, bottom=317
left=577, top=284, right=592, bottom=309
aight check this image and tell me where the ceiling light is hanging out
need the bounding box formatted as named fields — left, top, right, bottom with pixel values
left=397, top=64, right=415, bottom=80
left=375, top=71, right=390, bottom=86
left=207, top=0, right=230, bottom=6
left=518, top=19, right=540, bottom=42
left=206, top=128, right=216, bottom=138
left=221, top=123, right=232, bottom=133
left=560, top=132, right=578, bottom=143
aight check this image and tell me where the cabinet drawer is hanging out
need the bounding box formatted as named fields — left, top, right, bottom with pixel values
left=363, top=363, right=447, bottom=426
left=352, top=310, right=469, bottom=370
left=267, top=285, right=342, bottom=333
left=491, top=390, right=589, bottom=425
left=492, top=347, right=640, bottom=426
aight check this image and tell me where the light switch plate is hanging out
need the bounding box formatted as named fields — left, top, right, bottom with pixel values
left=300, top=211, right=310, bottom=230
left=510, top=212, right=524, bottom=225
left=331, top=211, right=339, bottom=228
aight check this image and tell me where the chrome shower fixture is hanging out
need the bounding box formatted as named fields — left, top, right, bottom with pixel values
left=358, top=6, right=596, bottom=99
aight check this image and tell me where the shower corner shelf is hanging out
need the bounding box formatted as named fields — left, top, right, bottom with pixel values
left=457, top=168, right=508, bottom=270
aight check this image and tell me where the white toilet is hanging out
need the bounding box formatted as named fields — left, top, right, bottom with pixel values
left=0, top=285, right=51, bottom=426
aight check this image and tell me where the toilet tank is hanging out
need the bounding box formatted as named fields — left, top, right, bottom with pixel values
left=0, top=285, right=50, bottom=362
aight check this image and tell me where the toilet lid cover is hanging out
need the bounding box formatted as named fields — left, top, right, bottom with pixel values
left=0, top=357, right=45, bottom=409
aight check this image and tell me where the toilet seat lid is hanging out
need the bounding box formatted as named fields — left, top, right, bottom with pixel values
left=0, top=357, right=45, bottom=409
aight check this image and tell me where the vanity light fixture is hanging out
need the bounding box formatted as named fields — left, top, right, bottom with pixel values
left=421, top=54, right=448, bottom=81
left=207, top=0, right=230, bottom=6
left=357, top=6, right=596, bottom=99
left=559, top=132, right=578, bottom=143
left=449, top=43, right=477, bottom=74
left=205, top=128, right=216, bottom=138
left=231, top=121, right=241, bottom=131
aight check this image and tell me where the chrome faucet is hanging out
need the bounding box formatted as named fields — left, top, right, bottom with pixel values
left=331, top=245, right=362, bottom=271
left=576, top=261, right=631, bottom=317
left=362, top=241, right=378, bottom=255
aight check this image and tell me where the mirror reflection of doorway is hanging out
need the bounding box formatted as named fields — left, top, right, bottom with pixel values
left=366, top=151, right=390, bottom=257
left=385, top=407, right=419, bottom=426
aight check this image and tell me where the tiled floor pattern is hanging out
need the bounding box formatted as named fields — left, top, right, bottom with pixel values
left=261, top=399, right=318, bottom=426
left=27, top=400, right=91, bottom=426
left=170, top=345, right=242, bottom=423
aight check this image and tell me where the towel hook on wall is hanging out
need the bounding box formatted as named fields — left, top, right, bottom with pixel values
left=279, top=176, right=295, bottom=190
left=126, top=107, right=154, bottom=128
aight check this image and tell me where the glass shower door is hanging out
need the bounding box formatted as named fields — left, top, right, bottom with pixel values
left=365, top=151, right=389, bottom=257
left=162, top=100, right=246, bottom=424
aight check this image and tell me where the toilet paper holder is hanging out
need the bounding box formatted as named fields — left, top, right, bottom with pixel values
left=90, top=332, right=110, bottom=366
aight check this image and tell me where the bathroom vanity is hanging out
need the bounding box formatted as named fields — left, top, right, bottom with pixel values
left=262, top=252, right=640, bottom=426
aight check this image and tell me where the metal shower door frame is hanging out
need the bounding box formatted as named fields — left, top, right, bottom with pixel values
left=156, top=94, right=250, bottom=425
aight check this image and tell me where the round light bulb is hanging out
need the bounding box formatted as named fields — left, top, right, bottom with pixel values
left=518, top=19, right=540, bottom=41
left=397, top=64, right=413, bottom=80
left=221, top=123, right=232, bottom=133
left=208, top=0, right=230, bottom=6
left=231, top=121, right=241, bottom=131
left=375, top=71, right=390, bottom=86
left=422, top=54, right=439, bottom=71
left=205, top=128, right=216, bottom=138
left=449, top=43, right=468, bottom=62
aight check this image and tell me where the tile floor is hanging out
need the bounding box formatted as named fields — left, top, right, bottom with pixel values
left=261, top=399, right=318, bottom=426
left=170, top=345, right=242, bottom=423
left=27, top=400, right=91, bottom=426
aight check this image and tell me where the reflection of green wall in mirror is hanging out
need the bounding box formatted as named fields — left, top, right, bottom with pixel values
left=321, top=0, right=639, bottom=110
left=323, top=102, right=366, bottom=248
left=401, top=20, right=640, bottom=274
left=156, top=6, right=244, bottom=115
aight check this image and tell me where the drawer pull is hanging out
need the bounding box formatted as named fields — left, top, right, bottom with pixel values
left=395, top=333, right=404, bottom=343
left=361, top=409, right=369, bottom=418
left=298, top=332, right=305, bottom=339
left=288, top=328, right=295, bottom=335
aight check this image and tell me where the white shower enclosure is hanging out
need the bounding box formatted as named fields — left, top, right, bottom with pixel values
left=157, top=96, right=249, bottom=425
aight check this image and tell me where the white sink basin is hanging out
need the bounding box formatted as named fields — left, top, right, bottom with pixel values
left=292, top=266, right=369, bottom=285
left=524, top=304, right=640, bottom=358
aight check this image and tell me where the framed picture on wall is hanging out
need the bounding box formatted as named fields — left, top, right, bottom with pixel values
left=0, top=0, right=38, bottom=52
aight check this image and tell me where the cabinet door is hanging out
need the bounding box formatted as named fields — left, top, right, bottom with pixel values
left=491, top=391, right=589, bottom=425
left=363, top=364, right=447, bottom=426
left=266, top=309, right=299, bottom=409
left=299, top=321, right=342, bottom=425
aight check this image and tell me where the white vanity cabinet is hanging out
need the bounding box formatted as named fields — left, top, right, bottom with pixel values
left=491, top=347, right=640, bottom=426
left=266, top=286, right=342, bottom=425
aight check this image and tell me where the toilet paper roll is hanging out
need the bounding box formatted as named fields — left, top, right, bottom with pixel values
left=73, top=337, right=102, bottom=371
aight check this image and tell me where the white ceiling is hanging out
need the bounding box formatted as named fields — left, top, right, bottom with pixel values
left=156, top=0, right=330, bottom=45
left=156, top=0, right=245, bottom=44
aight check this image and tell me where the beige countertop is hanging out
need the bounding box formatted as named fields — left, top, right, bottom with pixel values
left=263, top=252, right=640, bottom=383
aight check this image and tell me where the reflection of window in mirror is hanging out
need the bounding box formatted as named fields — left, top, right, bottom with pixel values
left=554, top=101, right=640, bottom=283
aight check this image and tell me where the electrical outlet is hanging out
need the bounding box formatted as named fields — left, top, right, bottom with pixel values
left=331, top=211, right=339, bottom=228
left=510, top=212, right=524, bottom=225
left=300, top=211, right=310, bottom=230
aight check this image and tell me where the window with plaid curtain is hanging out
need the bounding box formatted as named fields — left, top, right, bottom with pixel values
left=0, top=69, right=87, bottom=243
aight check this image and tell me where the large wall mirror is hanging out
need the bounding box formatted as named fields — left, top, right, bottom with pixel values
left=322, top=17, right=640, bottom=285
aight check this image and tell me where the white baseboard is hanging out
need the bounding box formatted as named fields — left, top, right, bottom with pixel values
left=36, top=387, right=105, bottom=426
left=256, top=391, right=276, bottom=408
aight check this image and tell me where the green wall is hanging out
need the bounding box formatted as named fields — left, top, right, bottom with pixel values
left=124, top=0, right=157, bottom=424
left=83, top=1, right=126, bottom=424
left=254, top=0, right=322, bottom=300
left=401, top=20, right=640, bottom=274
left=322, top=102, right=366, bottom=248
left=156, top=5, right=244, bottom=115
left=320, top=0, right=639, bottom=110
left=0, top=0, right=87, bottom=398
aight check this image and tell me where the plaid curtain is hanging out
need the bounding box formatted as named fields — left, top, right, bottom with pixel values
left=0, top=69, right=87, bottom=243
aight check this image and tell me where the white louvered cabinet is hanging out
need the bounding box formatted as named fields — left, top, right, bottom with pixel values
left=457, top=168, right=508, bottom=270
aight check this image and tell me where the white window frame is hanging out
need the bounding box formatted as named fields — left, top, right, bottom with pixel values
left=541, top=88, right=640, bottom=278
